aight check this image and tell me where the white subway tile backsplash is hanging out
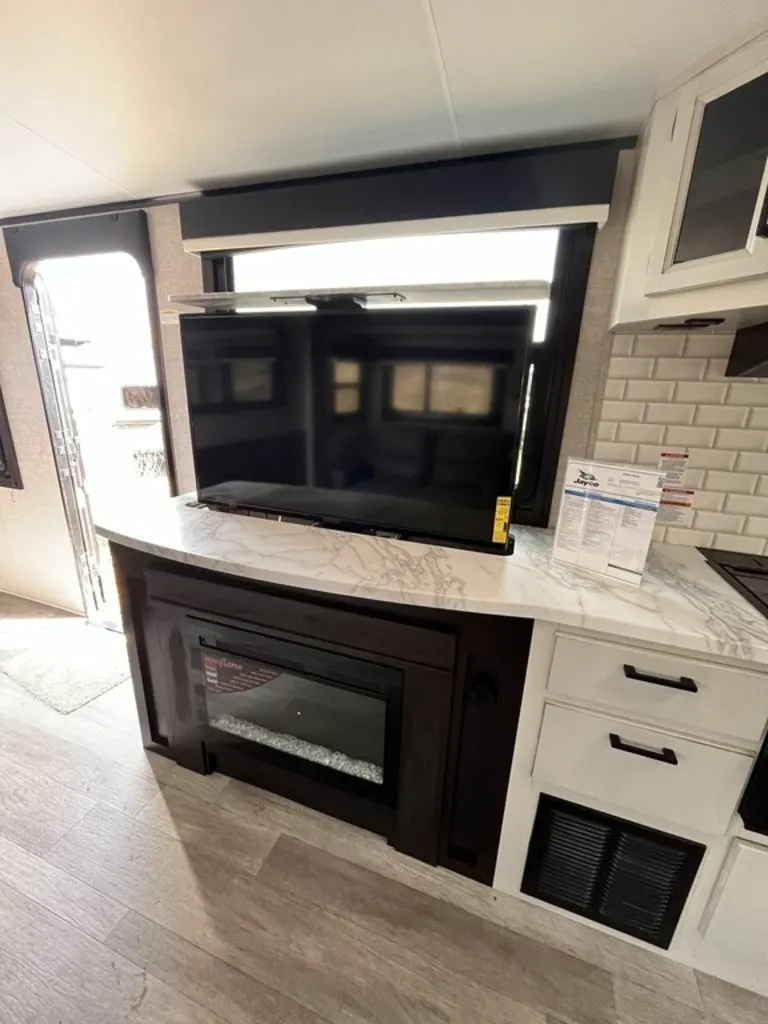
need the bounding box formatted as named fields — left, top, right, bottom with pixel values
left=726, top=383, right=768, bottom=406
left=624, top=381, right=675, bottom=402
left=634, top=335, right=684, bottom=357
left=654, top=358, right=706, bottom=381
left=745, top=518, right=768, bottom=538
left=601, top=400, right=645, bottom=422
left=736, top=452, right=768, bottom=473
left=612, top=337, right=634, bottom=356
left=715, top=428, right=767, bottom=452
left=713, top=534, right=765, bottom=555
left=609, top=357, right=654, bottom=379
left=597, top=421, right=618, bottom=441
left=674, top=381, right=728, bottom=404
left=617, top=423, right=665, bottom=444
left=693, top=405, right=749, bottom=427
left=704, top=471, right=758, bottom=493
left=704, top=359, right=729, bottom=379
left=694, top=492, right=726, bottom=512
left=686, top=449, right=738, bottom=470
left=724, top=494, right=768, bottom=516
left=636, top=445, right=662, bottom=465
left=594, top=441, right=637, bottom=462
left=664, top=425, right=717, bottom=447
left=683, top=335, right=735, bottom=358
left=644, top=403, right=696, bottom=425
left=693, top=511, right=746, bottom=533
left=684, top=470, right=706, bottom=488
left=652, top=525, right=667, bottom=543
left=593, top=337, right=768, bottom=550
left=664, top=528, right=714, bottom=547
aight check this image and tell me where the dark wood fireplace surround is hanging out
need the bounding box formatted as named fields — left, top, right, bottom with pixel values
left=111, top=543, right=532, bottom=885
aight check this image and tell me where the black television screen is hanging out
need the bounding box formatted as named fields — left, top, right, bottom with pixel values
left=180, top=306, right=534, bottom=552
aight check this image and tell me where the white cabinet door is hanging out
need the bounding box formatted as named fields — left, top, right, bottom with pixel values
left=611, top=28, right=768, bottom=331
left=646, top=42, right=768, bottom=297
left=701, top=841, right=768, bottom=991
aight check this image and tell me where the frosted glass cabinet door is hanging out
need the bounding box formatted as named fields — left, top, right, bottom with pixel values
left=645, top=32, right=768, bottom=297
left=673, top=72, right=768, bottom=266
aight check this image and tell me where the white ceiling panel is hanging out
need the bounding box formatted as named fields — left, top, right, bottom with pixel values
left=0, top=0, right=766, bottom=218
left=0, top=0, right=457, bottom=204
left=430, top=0, right=768, bottom=145
left=0, top=113, right=133, bottom=218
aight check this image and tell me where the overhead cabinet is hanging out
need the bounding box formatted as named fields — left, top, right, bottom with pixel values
left=613, top=28, right=768, bottom=333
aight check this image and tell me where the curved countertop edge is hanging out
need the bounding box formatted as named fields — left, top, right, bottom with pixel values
left=96, top=497, right=768, bottom=668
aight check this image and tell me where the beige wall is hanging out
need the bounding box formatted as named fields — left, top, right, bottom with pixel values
left=146, top=204, right=201, bottom=495
left=0, top=239, right=83, bottom=612
left=549, top=147, right=637, bottom=524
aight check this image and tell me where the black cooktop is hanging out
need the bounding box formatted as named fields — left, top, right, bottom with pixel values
left=698, top=548, right=768, bottom=619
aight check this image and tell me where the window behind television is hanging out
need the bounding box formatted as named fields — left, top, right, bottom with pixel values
left=189, top=225, right=596, bottom=541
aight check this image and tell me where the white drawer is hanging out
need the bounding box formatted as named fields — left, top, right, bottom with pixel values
left=533, top=704, right=753, bottom=835
left=548, top=634, right=768, bottom=747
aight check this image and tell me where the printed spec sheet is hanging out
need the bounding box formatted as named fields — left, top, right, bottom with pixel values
left=553, top=458, right=663, bottom=585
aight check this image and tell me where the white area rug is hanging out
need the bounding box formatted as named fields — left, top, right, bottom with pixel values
left=0, top=617, right=130, bottom=714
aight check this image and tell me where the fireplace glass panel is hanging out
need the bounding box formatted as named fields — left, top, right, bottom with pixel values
left=200, top=645, right=387, bottom=785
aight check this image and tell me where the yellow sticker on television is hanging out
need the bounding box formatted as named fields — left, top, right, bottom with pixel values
left=492, top=496, right=511, bottom=544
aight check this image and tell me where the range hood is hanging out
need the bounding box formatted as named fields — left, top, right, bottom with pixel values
left=726, top=322, right=768, bottom=377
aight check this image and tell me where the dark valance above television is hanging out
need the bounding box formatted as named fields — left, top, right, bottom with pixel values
left=181, top=306, right=534, bottom=553
left=178, top=137, right=634, bottom=253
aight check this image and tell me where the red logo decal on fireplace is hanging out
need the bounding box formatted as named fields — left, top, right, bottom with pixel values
left=203, top=652, right=281, bottom=693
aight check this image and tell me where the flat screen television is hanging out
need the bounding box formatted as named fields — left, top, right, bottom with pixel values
left=180, top=305, right=534, bottom=553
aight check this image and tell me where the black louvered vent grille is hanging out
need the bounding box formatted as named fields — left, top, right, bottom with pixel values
left=537, top=809, right=611, bottom=911
left=521, top=796, right=704, bottom=949
left=600, top=833, right=688, bottom=941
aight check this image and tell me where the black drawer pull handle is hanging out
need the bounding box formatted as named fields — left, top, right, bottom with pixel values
left=609, top=732, right=678, bottom=765
left=623, top=664, right=698, bottom=693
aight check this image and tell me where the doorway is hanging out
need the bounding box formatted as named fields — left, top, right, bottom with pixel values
left=23, top=252, right=170, bottom=627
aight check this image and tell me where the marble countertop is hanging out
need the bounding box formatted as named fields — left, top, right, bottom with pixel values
left=96, top=496, right=768, bottom=667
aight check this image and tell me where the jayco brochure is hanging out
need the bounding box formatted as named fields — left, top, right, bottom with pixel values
left=553, top=458, right=664, bottom=586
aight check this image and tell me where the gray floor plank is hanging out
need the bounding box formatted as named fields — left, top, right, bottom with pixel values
left=136, top=783, right=278, bottom=875
left=46, top=804, right=547, bottom=1024
left=0, top=833, right=126, bottom=941
left=696, top=971, right=768, bottom=1024
left=0, top=750, right=96, bottom=855
left=258, top=833, right=617, bottom=1024
left=106, top=910, right=332, bottom=1024
left=0, top=879, right=226, bottom=1024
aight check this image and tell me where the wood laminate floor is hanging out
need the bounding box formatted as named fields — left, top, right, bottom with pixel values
left=0, top=594, right=766, bottom=1023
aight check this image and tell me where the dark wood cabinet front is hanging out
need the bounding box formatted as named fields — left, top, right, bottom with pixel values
left=111, top=543, right=532, bottom=883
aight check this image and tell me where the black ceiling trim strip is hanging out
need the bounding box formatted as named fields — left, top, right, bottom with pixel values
left=3, top=210, right=153, bottom=288
left=0, top=192, right=194, bottom=231
left=179, top=137, right=636, bottom=243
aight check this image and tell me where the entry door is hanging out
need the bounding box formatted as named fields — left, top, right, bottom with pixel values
left=23, top=279, right=108, bottom=623
left=23, top=251, right=171, bottom=628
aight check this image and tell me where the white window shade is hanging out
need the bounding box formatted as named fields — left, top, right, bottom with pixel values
left=229, top=228, right=559, bottom=341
